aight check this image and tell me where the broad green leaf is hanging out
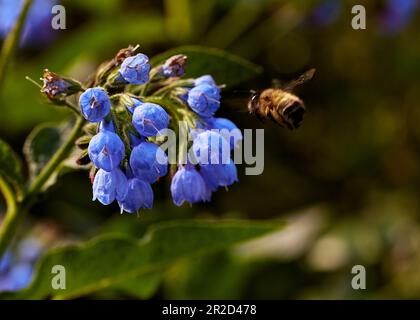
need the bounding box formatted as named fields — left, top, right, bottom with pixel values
left=164, top=251, right=250, bottom=299
left=96, top=206, right=189, bottom=238
left=151, top=46, right=262, bottom=87
left=0, top=138, right=24, bottom=197
left=23, top=122, right=74, bottom=189
left=2, top=219, right=282, bottom=299
left=113, top=271, right=164, bottom=299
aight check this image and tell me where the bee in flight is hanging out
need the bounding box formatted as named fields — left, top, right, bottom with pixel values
left=248, top=68, right=316, bottom=129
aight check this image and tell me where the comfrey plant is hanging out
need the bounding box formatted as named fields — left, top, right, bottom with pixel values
left=0, top=1, right=293, bottom=299
left=40, top=46, right=241, bottom=213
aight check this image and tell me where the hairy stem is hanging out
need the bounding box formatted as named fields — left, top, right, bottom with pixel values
left=0, top=0, right=33, bottom=87
left=0, top=113, right=85, bottom=257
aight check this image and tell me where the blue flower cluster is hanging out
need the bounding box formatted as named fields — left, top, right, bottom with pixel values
left=71, top=48, right=242, bottom=213
left=76, top=52, right=171, bottom=213
left=169, top=131, right=239, bottom=206
left=169, top=75, right=242, bottom=206
left=81, top=100, right=168, bottom=213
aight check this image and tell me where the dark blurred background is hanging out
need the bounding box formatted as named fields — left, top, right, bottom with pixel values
left=1, top=0, right=420, bottom=299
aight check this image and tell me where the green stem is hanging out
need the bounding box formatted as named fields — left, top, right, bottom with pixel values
left=25, top=116, right=85, bottom=203
left=0, top=178, right=19, bottom=257
left=0, top=0, right=37, bottom=249
left=0, top=0, right=33, bottom=87
left=60, top=100, right=80, bottom=117
left=0, top=113, right=85, bottom=257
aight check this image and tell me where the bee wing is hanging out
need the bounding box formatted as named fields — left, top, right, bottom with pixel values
left=283, top=68, right=316, bottom=91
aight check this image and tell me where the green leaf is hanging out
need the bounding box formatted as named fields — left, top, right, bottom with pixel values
left=113, top=271, right=164, bottom=299
left=3, top=219, right=282, bottom=299
left=23, top=122, right=75, bottom=189
left=151, top=46, right=262, bottom=87
left=164, top=251, right=250, bottom=299
left=0, top=138, right=24, bottom=196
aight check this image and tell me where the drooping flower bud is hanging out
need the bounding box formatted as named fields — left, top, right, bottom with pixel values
left=79, top=87, right=111, bottom=122
left=118, top=177, right=153, bottom=213
left=170, top=166, right=209, bottom=206
left=41, top=69, right=81, bottom=99
left=88, top=122, right=125, bottom=171
left=187, top=84, right=221, bottom=118
left=119, top=53, right=150, bottom=85
left=92, top=168, right=128, bottom=205
left=132, top=102, right=169, bottom=137
left=130, top=142, right=168, bottom=183
left=200, top=159, right=238, bottom=191
left=162, top=54, right=187, bottom=77
left=95, top=45, right=139, bottom=85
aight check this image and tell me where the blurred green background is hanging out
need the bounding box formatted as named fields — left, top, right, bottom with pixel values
left=1, top=0, right=420, bottom=299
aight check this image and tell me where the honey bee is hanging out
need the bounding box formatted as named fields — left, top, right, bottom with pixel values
left=248, top=68, right=316, bottom=129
